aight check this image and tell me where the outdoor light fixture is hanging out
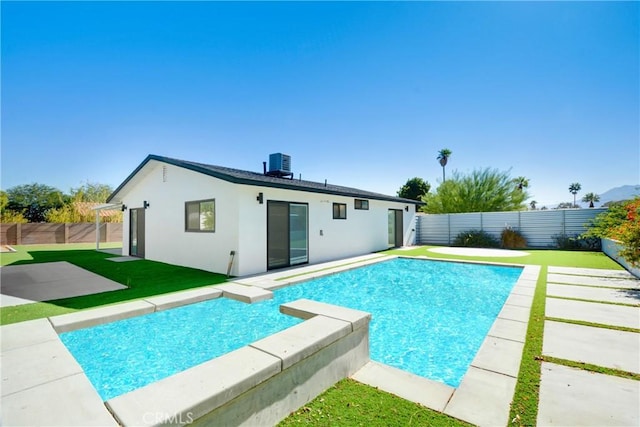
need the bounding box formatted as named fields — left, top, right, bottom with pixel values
left=143, top=201, right=150, bottom=209
left=257, top=192, right=264, bottom=204
left=405, top=206, right=409, bottom=212
left=121, top=205, right=127, bottom=212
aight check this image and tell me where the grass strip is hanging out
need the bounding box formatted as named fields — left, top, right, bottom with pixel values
left=537, top=356, right=640, bottom=381
left=546, top=295, right=639, bottom=308
left=278, top=378, right=471, bottom=427
left=545, top=317, right=640, bottom=333
left=508, top=265, right=547, bottom=427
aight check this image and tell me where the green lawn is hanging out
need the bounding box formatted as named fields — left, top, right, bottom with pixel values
left=0, top=244, right=227, bottom=325
left=385, top=245, right=623, bottom=270
left=279, top=379, right=473, bottom=427
left=0, top=243, right=628, bottom=426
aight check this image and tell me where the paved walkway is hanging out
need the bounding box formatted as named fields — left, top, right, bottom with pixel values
left=537, top=266, right=640, bottom=426
left=0, top=262, right=127, bottom=308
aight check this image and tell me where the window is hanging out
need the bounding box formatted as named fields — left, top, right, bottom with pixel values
left=354, top=199, right=369, bottom=210
left=333, top=203, right=347, bottom=219
left=185, top=199, right=215, bottom=232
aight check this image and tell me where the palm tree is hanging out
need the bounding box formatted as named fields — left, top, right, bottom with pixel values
left=569, top=182, right=582, bottom=207
left=529, top=200, right=537, bottom=210
left=514, top=176, right=530, bottom=191
left=581, top=192, right=600, bottom=208
left=437, top=149, right=452, bottom=182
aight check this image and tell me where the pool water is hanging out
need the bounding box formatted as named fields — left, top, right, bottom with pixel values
left=59, top=297, right=302, bottom=401
left=60, top=258, right=522, bottom=401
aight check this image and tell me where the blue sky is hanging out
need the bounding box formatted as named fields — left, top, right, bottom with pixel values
left=2, top=1, right=638, bottom=206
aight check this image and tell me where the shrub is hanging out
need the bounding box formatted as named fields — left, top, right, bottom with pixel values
left=552, top=233, right=601, bottom=251
left=582, top=197, right=640, bottom=266
left=0, top=210, right=28, bottom=224
left=453, top=230, right=500, bottom=248
left=501, top=228, right=527, bottom=249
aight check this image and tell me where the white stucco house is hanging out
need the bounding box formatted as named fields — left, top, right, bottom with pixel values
left=106, top=154, right=422, bottom=276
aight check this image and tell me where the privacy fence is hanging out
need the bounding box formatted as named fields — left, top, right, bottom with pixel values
left=1, top=223, right=123, bottom=246
left=416, top=208, right=607, bottom=248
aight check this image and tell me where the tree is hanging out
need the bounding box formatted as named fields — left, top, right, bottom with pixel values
left=556, top=202, right=575, bottom=209
left=437, top=148, right=452, bottom=182
left=569, top=182, right=582, bottom=208
left=514, top=176, right=530, bottom=191
left=0, top=191, right=7, bottom=212
left=422, top=168, right=530, bottom=214
left=0, top=190, right=27, bottom=223
left=46, top=182, right=120, bottom=223
left=582, top=192, right=600, bottom=208
left=5, top=183, right=66, bottom=222
left=529, top=200, right=537, bottom=210
left=70, top=181, right=113, bottom=202
left=397, top=177, right=431, bottom=201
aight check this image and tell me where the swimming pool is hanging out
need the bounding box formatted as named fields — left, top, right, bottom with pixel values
left=60, top=257, right=522, bottom=401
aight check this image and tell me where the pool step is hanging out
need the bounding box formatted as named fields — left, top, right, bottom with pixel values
left=216, top=283, right=273, bottom=303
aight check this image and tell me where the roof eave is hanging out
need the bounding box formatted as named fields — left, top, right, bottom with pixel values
left=108, top=154, right=424, bottom=205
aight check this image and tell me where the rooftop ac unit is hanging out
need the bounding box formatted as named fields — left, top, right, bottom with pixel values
left=269, top=153, right=291, bottom=174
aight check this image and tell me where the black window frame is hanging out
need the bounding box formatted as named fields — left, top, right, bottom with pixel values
left=185, top=199, right=216, bottom=232
left=332, top=202, right=347, bottom=220
left=354, top=199, right=369, bottom=210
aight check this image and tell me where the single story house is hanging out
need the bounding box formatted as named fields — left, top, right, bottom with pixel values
left=106, top=154, right=422, bottom=276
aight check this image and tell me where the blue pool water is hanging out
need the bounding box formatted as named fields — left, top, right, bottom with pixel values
left=60, top=258, right=522, bottom=401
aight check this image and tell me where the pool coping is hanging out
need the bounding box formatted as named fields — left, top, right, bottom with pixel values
left=1, top=253, right=538, bottom=427
left=236, top=254, right=538, bottom=427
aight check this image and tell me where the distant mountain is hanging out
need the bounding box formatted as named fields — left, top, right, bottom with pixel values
left=597, top=185, right=640, bottom=206
left=540, top=184, right=639, bottom=209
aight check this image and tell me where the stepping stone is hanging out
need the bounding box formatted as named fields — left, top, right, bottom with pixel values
left=547, top=273, right=639, bottom=289
left=543, top=321, right=640, bottom=374
left=537, top=362, right=639, bottom=426
left=547, top=283, right=640, bottom=306
left=546, top=298, right=640, bottom=329
left=548, top=266, right=635, bottom=279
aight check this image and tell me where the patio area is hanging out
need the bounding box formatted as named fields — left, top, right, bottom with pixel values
left=0, top=245, right=638, bottom=426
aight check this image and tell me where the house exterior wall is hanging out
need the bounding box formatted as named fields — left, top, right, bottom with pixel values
left=116, top=161, right=417, bottom=276
left=118, top=162, right=242, bottom=275
left=235, top=187, right=416, bottom=275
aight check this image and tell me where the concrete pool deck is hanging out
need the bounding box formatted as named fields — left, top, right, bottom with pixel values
left=2, top=254, right=637, bottom=426
left=1, top=282, right=371, bottom=426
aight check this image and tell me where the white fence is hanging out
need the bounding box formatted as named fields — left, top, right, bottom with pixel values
left=416, top=208, right=607, bottom=248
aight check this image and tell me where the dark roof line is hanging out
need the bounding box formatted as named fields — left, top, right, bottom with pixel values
left=107, top=154, right=424, bottom=205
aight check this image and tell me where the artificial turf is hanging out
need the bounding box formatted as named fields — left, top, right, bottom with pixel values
left=0, top=244, right=227, bottom=325
left=386, top=245, right=623, bottom=270
left=278, top=378, right=471, bottom=427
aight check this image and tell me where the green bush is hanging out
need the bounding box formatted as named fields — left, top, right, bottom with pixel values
left=453, top=230, right=500, bottom=248
left=552, top=233, right=601, bottom=251
left=501, top=228, right=527, bottom=249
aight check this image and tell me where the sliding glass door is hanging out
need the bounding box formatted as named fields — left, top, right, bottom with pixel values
left=267, top=201, right=308, bottom=270
left=289, top=204, right=308, bottom=265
